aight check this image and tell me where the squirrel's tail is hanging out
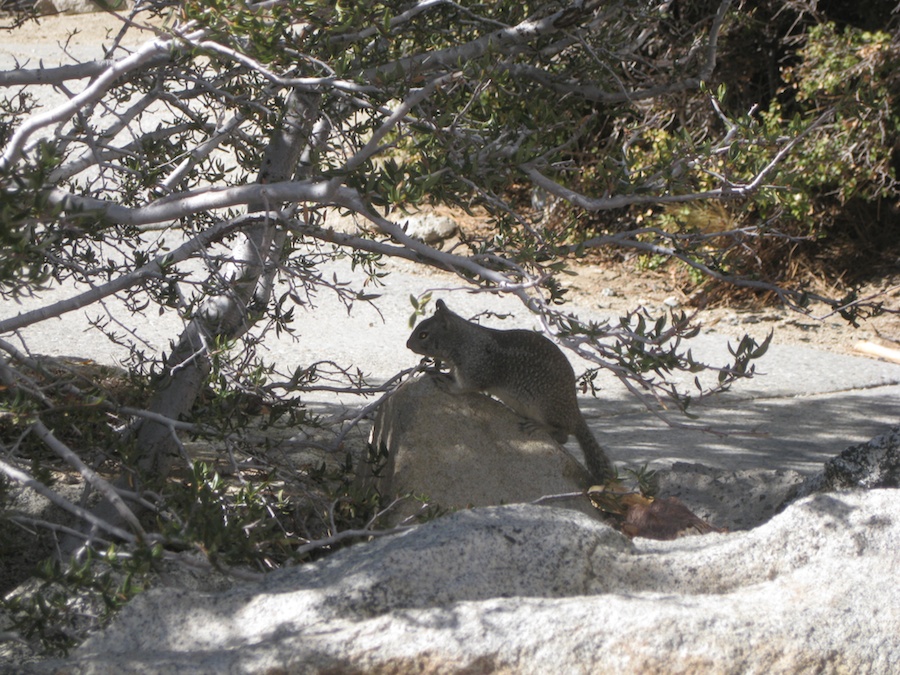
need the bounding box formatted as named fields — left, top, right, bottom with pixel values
left=573, top=415, right=615, bottom=483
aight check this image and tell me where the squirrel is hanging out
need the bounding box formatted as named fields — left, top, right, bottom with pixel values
left=406, top=299, right=614, bottom=483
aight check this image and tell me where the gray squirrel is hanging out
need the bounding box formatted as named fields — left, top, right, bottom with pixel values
left=406, top=299, right=615, bottom=482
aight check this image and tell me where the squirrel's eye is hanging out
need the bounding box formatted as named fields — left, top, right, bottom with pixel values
left=418, top=331, right=428, bottom=339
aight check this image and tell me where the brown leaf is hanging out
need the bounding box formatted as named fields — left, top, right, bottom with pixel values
left=620, top=495, right=723, bottom=540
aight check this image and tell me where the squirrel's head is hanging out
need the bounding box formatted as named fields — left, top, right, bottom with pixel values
left=406, top=299, right=453, bottom=356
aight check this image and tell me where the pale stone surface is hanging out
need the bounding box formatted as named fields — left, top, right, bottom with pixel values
left=400, top=212, right=458, bottom=242
left=360, top=375, right=597, bottom=524
left=362, top=377, right=807, bottom=532
left=318, top=210, right=457, bottom=243
left=49, top=490, right=900, bottom=674
left=656, top=462, right=804, bottom=530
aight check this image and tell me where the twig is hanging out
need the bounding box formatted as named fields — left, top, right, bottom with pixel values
left=814, top=284, right=900, bottom=322
left=292, top=522, right=410, bottom=557
left=0, top=459, right=136, bottom=543
left=0, top=32, right=205, bottom=171
left=30, top=419, right=146, bottom=537
left=530, top=490, right=587, bottom=504
left=0, top=214, right=254, bottom=334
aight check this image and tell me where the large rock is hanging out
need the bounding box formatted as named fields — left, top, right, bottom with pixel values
left=361, top=378, right=805, bottom=531
left=48, top=489, right=899, bottom=674
left=399, top=213, right=458, bottom=243
left=801, top=425, right=900, bottom=495
left=33, top=0, right=126, bottom=14
left=360, top=375, right=597, bottom=524
left=319, top=210, right=458, bottom=242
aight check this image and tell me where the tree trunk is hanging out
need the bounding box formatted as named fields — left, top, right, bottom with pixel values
left=66, top=90, right=323, bottom=553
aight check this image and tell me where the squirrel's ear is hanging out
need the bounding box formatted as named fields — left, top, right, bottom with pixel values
left=435, top=299, right=447, bottom=313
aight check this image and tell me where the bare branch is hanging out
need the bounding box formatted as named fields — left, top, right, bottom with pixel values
left=292, top=513, right=417, bottom=557
left=30, top=419, right=146, bottom=537
left=363, top=1, right=601, bottom=84
left=522, top=108, right=834, bottom=212
left=0, top=60, right=121, bottom=87
left=0, top=458, right=136, bottom=543
left=190, top=39, right=377, bottom=94
left=0, top=32, right=205, bottom=172
left=0, top=214, right=252, bottom=334
left=700, top=0, right=734, bottom=82
left=330, top=73, right=459, bottom=185
left=44, top=178, right=338, bottom=226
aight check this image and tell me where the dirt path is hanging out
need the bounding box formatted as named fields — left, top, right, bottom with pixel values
left=1, top=10, right=156, bottom=62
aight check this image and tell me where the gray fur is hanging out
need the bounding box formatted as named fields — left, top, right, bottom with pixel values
left=407, top=299, right=614, bottom=481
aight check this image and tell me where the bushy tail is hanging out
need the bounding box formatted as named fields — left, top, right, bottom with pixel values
left=573, top=416, right=614, bottom=483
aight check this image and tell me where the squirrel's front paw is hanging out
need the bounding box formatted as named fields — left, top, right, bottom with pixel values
left=428, top=371, right=456, bottom=392
left=519, top=419, right=568, bottom=444
left=518, top=419, right=544, bottom=437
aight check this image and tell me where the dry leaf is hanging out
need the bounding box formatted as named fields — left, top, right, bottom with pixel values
left=621, top=495, right=723, bottom=540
